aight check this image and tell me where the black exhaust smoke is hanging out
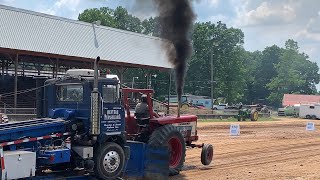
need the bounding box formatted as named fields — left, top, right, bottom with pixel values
left=154, top=0, right=195, bottom=117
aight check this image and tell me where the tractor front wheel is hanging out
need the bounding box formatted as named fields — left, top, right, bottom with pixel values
left=94, top=142, right=125, bottom=180
left=201, top=144, right=213, bottom=165
left=148, top=124, right=186, bottom=176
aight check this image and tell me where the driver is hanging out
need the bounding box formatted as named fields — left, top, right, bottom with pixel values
left=135, top=94, right=159, bottom=119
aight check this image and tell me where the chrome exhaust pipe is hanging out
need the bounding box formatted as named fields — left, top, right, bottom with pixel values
left=90, top=56, right=100, bottom=136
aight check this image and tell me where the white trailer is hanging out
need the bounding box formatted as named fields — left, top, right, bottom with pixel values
left=299, top=104, right=320, bottom=119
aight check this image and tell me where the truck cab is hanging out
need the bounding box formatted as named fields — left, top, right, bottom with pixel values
left=43, top=71, right=124, bottom=138
left=38, top=68, right=128, bottom=179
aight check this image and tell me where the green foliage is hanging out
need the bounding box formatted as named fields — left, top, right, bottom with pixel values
left=266, top=39, right=320, bottom=106
left=186, top=21, right=246, bottom=103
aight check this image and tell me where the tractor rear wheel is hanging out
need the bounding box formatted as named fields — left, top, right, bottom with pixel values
left=94, top=142, right=125, bottom=180
left=148, top=124, right=186, bottom=176
left=250, top=110, right=259, bottom=121
left=181, top=103, right=189, bottom=110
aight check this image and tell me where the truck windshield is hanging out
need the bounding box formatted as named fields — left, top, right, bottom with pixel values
left=102, top=84, right=118, bottom=103
left=57, top=84, right=83, bottom=102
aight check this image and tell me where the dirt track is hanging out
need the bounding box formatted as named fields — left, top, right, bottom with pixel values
left=171, top=117, right=320, bottom=180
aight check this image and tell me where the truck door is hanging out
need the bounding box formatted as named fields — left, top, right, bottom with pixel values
left=100, top=83, right=125, bottom=135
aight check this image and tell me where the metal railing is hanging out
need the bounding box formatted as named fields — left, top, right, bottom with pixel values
left=0, top=108, right=36, bottom=115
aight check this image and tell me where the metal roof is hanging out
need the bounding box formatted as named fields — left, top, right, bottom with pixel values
left=282, top=94, right=320, bottom=106
left=0, top=4, right=172, bottom=69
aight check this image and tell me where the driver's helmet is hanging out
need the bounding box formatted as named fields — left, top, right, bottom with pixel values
left=141, top=94, right=147, bottom=103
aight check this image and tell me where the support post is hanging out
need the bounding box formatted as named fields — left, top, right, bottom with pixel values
left=167, top=71, right=172, bottom=115
left=56, top=58, right=59, bottom=77
left=5, top=60, right=8, bottom=75
left=1, top=60, right=4, bottom=80
left=37, top=62, right=41, bottom=75
left=52, top=64, right=55, bottom=78
left=211, top=54, right=214, bottom=110
left=14, top=54, right=18, bottom=111
left=145, top=73, right=149, bottom=89
left=115, top=66, right=127, bottom=86
left=34, top=76, right=46, bottom=118
left=21, top=61, right=24, bottom=77
left=120, top=66, right=124, bottom=84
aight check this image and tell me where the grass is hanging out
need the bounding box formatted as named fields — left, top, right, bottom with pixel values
left=198, top=117, right=277, bottom=122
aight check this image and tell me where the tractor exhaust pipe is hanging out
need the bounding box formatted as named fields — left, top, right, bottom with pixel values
left=90, top=56, right=101, bottom=137
left=177, top=101, right=181, bottom=118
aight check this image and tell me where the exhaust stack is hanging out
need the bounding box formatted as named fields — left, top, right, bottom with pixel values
left=90, top=56, right=100, bottom=136
left=177, top=101, right=181, bottom=118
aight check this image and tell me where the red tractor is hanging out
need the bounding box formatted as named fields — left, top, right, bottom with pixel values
left=123, top=88, right=213, bottom=176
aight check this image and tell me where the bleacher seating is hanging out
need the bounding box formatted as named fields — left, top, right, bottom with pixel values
left=0, top=75, right=36, bottom=108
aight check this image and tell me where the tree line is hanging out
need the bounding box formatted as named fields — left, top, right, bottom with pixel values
left=78, top=6, right=320, bottom=107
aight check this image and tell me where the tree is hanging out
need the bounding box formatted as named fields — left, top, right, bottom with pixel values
left=267, top=39, right=320, bottom=106
left=250, top=45, right=282, bottom=104
left=78, top=7, right=117, bottom=28
left=186, top=21, right=245, bottom=103
left=78, top=6, right=142, bottom=33
left=141, top=17, right=161, bottom=36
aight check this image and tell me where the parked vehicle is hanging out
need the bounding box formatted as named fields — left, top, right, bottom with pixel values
left=212, top=103, right=228, bottom=110
left=278, top=104, right=299, bottom=116
left=299, top=104, right=320, bottom=119
left=165, top=95, right=215, bottom=109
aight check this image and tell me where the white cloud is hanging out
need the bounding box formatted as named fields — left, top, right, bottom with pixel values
left=40, top=0, right=80, bottom=18
left=207, top=14, right=230, bottom=24
left=0, top=0, right=16, bottom=6
left=229, top=0, right=320, bottom=69
left=296, top=17, right=320, bottom=42
left=234, top=1, right=296, bottom=27
left=208, top=0, right=219, bottom=7
left=0, top=0, right=14, bottom=3
left=193, top=0, right=219, bottom=7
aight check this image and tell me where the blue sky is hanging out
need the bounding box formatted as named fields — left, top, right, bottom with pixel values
left=1, top=0, right=320, bottom=77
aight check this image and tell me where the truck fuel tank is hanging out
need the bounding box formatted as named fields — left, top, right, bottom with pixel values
left=38, top=148, right=71, bottom=165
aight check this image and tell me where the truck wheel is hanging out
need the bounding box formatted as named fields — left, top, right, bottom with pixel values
left=148, top=124, right=186, bottom=176
left=250, top=110, right=259, bottom=121
left=312, top=115, right=317, bottom=120
left=94, top=142, right=125, bottom=180
left=201, top=144, right=213, bottom=165
left=306, top=115, right=311, bottom=119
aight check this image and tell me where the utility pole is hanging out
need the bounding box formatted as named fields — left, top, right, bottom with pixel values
left=211, top=53, right=214, bottom=110
left=14, top=54, right=18, bottom=112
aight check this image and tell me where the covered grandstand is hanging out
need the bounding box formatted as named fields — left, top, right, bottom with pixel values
left=0, top=4, right=172, bottom=112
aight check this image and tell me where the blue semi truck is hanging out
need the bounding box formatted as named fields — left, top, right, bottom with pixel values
left=0, top=57, right=212, bottom=179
